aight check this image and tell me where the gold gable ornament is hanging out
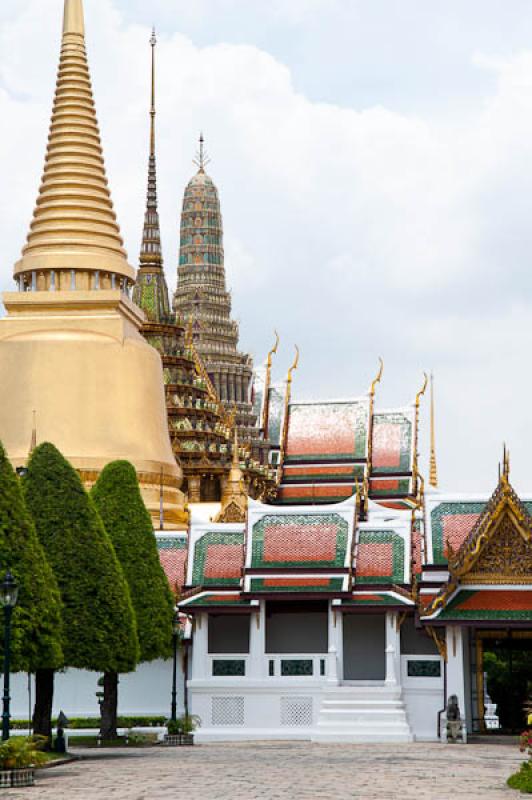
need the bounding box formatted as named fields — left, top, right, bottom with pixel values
left=447, top=453, right=532, bottom=585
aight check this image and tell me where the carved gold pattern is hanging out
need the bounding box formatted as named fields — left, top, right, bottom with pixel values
left=449, top=474, right=532, bottom=584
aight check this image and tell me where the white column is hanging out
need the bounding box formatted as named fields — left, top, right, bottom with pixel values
left=328, top=602, right=343, bottom=684
left=385, top=611, right=400, bottom=686
left=446, top=625, right=466, bottom=717
left=248, top=602, right=265, bottom=679
left=191, top=613, right=208, bottom=680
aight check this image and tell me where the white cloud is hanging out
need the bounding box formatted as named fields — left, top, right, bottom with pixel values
left=2, top=0, right=532, bottom=492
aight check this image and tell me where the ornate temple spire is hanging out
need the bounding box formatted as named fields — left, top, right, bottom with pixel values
left=215, top=428, right=248, bottom=523
left=133, top=29, right=170, bottom=321
left=429, top=373, right=438, bottom=488
left=15, top=0, right=134, bottom=285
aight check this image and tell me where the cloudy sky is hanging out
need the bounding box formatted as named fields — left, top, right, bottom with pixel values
left=2, top=0, right=532, bottom=492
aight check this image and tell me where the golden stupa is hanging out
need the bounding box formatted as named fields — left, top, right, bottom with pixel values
left=0, top=0, right=185, bottom=526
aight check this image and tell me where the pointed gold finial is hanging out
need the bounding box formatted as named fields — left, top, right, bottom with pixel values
left=367, top=357, right=384, bottom=476
left=502, top=443, right=510, bottom=479
left=262, top=331, right=280, bottom=438
left=287, top=345, right=300, bottom=386
left=370, top=357, right=384, bottom=397
left=63, top=0, right=85, bottom=36
left=413, top=372, right=428, bottom=497
left=415, top=372, right=428, bottom=408
left=15, top=0, right=133, bottom=283
left=429, top=373, right=438, bottom=489
left=278, top=346, right=299, bottom=479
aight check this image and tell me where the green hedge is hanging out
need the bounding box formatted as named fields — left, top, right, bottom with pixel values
left=508, top=762, right=532, bottom=794
left=11, top=716, right=167, bottom=730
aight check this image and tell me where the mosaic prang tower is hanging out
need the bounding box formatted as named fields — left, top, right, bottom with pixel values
left=173, top=138, right=268, bottom=466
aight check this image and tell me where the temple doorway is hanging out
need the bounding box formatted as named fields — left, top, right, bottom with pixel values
left=476, top=631, right=532, bottom=732
left=343, top=614, right=385, bottom=681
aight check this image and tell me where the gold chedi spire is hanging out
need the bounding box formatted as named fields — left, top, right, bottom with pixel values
left=15, top=0, right=134, bottom=286
left=0, top=0, right=185, bottom=529
left=429, top=373, right=438, bottom=488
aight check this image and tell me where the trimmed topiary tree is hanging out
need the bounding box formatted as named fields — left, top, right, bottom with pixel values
left=92, top=461, right=175, bottom=738
left=24, top=443, right=139, bottom=741
left=0, top=442, right=63, bottom=716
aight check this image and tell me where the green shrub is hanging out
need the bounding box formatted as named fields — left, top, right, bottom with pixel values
left=0, top=737, right=48, bottom=770
left=12, top=715, right=167, bottom=731
left=167, top=715, right=200, bottom=735
left=508, top=761, right=532, bottom=794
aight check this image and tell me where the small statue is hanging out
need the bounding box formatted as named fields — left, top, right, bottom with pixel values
left=446, top=695, right=462, bottom=743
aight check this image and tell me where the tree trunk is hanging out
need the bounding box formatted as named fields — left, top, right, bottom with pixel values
left=99, top=672, right=118, bottom=740
left=33, top=668, right=54, bottom=748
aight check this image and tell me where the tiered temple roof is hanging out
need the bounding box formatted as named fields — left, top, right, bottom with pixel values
left=155, top=431, right=531, bottom=623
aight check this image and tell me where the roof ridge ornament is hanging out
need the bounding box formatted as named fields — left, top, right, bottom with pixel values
left=261, top=330, right=280, bottom=439
left=503, top=442, right=510, bottom=480
left=369, top=357, right=384, bottom=398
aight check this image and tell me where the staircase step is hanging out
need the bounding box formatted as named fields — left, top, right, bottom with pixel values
left=313, top=684, right=414, bottom=743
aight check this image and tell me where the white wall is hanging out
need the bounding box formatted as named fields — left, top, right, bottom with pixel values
left=9, top=658, right=186, bottom=721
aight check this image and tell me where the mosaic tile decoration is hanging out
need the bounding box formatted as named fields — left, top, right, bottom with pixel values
left=370, top=477, right=411, bottom=497
left=283, top=464, right=364, bottom=484
left=411, top=526, right=423, bottom=576
left=430, top=502, right=485, bottom=564
left=157, top=536, right=188, bottom=593
left=251, top=513, right=349, bottom=568
left=356, top=530, right=406, bottom=584
left=181, top=592, right=251, bottom=607
left=277, top=484, right=354, bottom=505
left=249, top=577, right=344, bottom=593
left=192, top=531, right=244, bottom=586
left=371, top=411, right=413, bottom=474
left=437, top=589, right=532, bottom=621
left=285, top=401, right=369, bottom=463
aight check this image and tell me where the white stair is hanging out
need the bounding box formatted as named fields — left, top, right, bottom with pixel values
left=312, top=684, right=414, bottom=743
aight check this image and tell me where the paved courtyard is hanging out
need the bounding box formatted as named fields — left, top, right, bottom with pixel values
left=5, top=742, right=524, bottom=800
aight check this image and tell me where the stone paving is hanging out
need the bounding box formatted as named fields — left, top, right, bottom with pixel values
left=4, top=742, right=524, bottom=800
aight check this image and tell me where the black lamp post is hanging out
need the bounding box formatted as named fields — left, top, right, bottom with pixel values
left=0, top=572, right=19, bottom=741
left=170, top=611, right=181, bottom=722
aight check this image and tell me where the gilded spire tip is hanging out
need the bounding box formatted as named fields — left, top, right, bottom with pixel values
left=63, top=0, right=85, bottom=37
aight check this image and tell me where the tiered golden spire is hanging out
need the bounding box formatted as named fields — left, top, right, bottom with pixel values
left=429, top=373, right=438, bottom=488
left=15, top=0, right=133, bottom=283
